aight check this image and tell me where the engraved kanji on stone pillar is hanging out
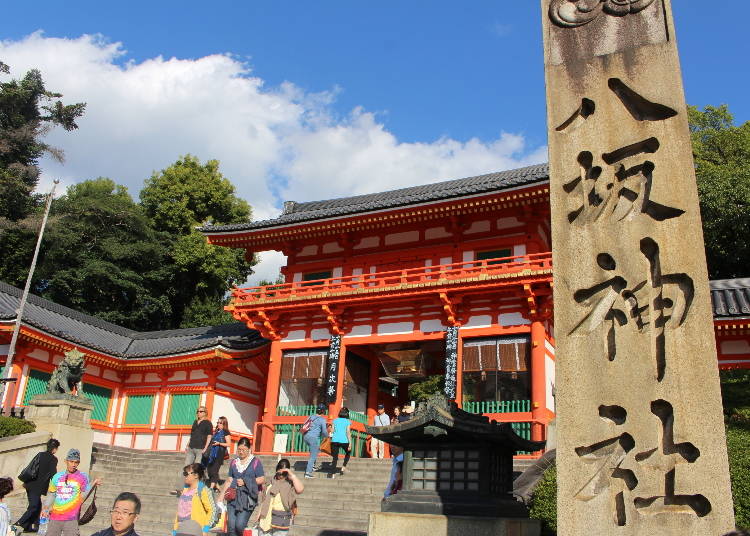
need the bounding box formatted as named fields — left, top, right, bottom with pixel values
left=541, top=0, right=734, bottom=533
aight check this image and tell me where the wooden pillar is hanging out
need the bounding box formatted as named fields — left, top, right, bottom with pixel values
left=259, top=340, right=283, bottom=452
left=205, top=368, right=219, bottom=417
left=366, top=354, right=380, bottom=424
left=530, top=320, right=547, bottom=442
left=151, top=371, right=172, bottom=450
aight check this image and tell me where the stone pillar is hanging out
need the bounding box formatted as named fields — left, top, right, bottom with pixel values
left=540, top=1, right=734, bottom=533
left=25, top=394, right=95, bottom=473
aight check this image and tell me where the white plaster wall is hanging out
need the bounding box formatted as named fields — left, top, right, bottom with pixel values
left=545, top=356, right=556, bottom=412
left=440, top=256, right=453, bottom=266
left=113, top=434, right=130, bottom=448
left=246, top=362, right=262, bottom=376
left=462, top=251, right=474, bottom=262
left=354, top=236, right=380, bottom=249
left=497, top=217, right=521, bottom=229
left=87, top=365, right=100, bottom=376
left=384, top=230, right=419, bottom=245
left=158, top=434, right=179, bottom=451
left=28, top=349, right=50, bottom=361
left=93, top=430, right=110, bottom=444
left=420, top=319, right=446, bottom=333
left=171, top=371, right=187, bottom=382
left=52, top=354, right=63, bottom=366
left=721, top=340, right=750, bottom=354
left=125, top=374, right=143, bottom=383
left=322, top=241, right=344, bottom=254
left=346, top=325, right=373, bottom=338
left=463, top=315, right=493, bottom=329
left=500, top=312, right=530, bottom=326
left=310, top=328, right=331, bottom=340
left=298, top=245, right=318, bottom=256
left=213, top=395, right=258, bottom=436
left=15, top=364, right=29, bottom=405
left=293, top=273, right=302, bottom=283
left=191, top=369, right=208, bottom=380
left=352, top=268, right=363, bottom=277
left=285, top=330, right=306, bottom=342
left=513, top=244, right=527, bottom=257
left=218, top=371, right=258, bottom=391
left=465, top=220, right=490, bottom=234
left=545, top=339, right=555, bottom=356
left=378, top=322, right=414, bottom=335
left=0, top=344, right=8, bottom=357
left=145, top=373, right=160, bottom=383
left=103, top=369, right=119, bottom=382
left=134, top=434, right=152, bottom=450
left=332, top=267, right=343, bottom=279
left=425, top=226, right=451, bottom=240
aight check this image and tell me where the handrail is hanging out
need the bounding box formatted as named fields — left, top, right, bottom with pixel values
left=232, top=252, right=552, bottom=303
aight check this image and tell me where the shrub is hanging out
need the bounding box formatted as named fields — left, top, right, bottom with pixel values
left=728, top=424, right=750, bottom=529
left=0, top=416, right=36, bottom=438
left=529, top=465, right=557, bottom=535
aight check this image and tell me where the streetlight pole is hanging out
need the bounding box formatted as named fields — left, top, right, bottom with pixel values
left=0, top=180, right=59, bottom=411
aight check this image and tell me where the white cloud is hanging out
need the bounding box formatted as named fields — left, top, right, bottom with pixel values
left=0, top=32, right=546, bottom=281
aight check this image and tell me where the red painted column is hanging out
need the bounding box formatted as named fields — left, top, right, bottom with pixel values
left=530, top=319, right=547, bottom=442
left=259, top=340, right=283, bottom=452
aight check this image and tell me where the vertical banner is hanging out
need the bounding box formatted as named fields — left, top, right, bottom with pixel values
left=444, top=326, right=459, bottom=400
left=325, top=335, right=342, bottom=404
left=541, top=0, right=734, bottom=533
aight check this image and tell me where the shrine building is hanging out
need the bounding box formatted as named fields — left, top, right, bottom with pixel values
left=2, top=163, right=749, bottom=456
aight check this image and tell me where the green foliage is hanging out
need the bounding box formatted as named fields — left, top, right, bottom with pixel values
left=140, top=154, right=251, bottom=235
left=139, top=155, right=255, bottom=328
left=728, top=425, right=750, bottom=529
left=31, top=178, right=174, bottom=330
left=721, top=369, right=750, bottom=417
left=408, top=375, right=444, bottom=402
left=0, top=416, right=36, bottom=438
left=0, top=62, right=85, bottom=221
left=529, top=466, right=557, bottom=535
left=688, top=105, right=750, bottom=279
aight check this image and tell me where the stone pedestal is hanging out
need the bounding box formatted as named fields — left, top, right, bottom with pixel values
left=25, top=394, right=94, bottom=473
left=368, top=512, right=540, bottom=536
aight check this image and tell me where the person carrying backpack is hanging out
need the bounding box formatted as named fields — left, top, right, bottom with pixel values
left=302, top=405, right=327, bottom=479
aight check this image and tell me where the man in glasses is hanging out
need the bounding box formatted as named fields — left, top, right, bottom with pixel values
left=91, top=492, right=141, bottom=536
left=173, top=406, right=212, bottom=495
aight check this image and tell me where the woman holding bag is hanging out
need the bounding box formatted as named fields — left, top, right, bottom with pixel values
left=205, top=417, right=232, bottom=492
left=250, top=459, right=304, bottom=535
left=173, top=463, right=218, bottom=536
left=220, top=437, right=265, bottom=536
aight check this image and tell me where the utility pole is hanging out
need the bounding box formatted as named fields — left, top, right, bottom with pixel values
left=0, top=180, right=59, bottom=411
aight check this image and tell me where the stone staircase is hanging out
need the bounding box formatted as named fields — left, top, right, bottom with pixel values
left=6, top=444, right=537, bottom=536
left=8, top=443, right=390, bottom=536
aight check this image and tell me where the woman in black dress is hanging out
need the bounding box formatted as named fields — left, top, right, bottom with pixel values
left=15, top=438, right=59, bottom=532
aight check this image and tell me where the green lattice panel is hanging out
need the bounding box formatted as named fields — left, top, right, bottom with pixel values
left=23, top=369, right=51, bottom=405
left=168, top=393, right=200, bottom=426
left=124, top=394, right=154, bottom=425
left=82, top=383, right=112, bottom=421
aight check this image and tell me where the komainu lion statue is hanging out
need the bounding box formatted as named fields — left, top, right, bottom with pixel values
left=47, top=348, right=87, bottom=395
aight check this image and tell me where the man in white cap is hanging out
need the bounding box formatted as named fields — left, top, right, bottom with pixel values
left=43, top=448, right=101, bottom=536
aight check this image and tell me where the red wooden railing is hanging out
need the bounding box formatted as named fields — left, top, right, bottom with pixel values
left=233, top=252, right=552, bottom=303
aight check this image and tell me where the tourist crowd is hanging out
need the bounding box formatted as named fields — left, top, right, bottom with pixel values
left=2, top=402, right=415, bottom=535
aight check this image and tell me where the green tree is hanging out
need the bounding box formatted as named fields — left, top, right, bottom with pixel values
left=34, top=178, right=173, bottom=330
left=140, top=155, right=254, bottom=328
left=689, top=105, right=750, bottom=279
left=0, top=62, right=85, bottom=221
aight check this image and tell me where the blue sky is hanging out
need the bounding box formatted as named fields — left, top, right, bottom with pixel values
left=4, top=2, right=745, bottom=147
left=2, top=2, right=747, bottom=281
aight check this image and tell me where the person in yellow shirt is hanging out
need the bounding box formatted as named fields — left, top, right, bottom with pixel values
left=172, top=463, right=217, bottom=536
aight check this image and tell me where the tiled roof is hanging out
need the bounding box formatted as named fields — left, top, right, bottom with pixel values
left=0, top=281, right=267, bottom=359
left=200, top=163, right=550, bottom=233
left=710, top=278, right=750, bottom=319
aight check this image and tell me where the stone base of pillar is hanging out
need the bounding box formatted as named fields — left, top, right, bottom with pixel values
left=25, top=394, right=94, bottom=473
left=368, top=512, right=540, bottom=536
